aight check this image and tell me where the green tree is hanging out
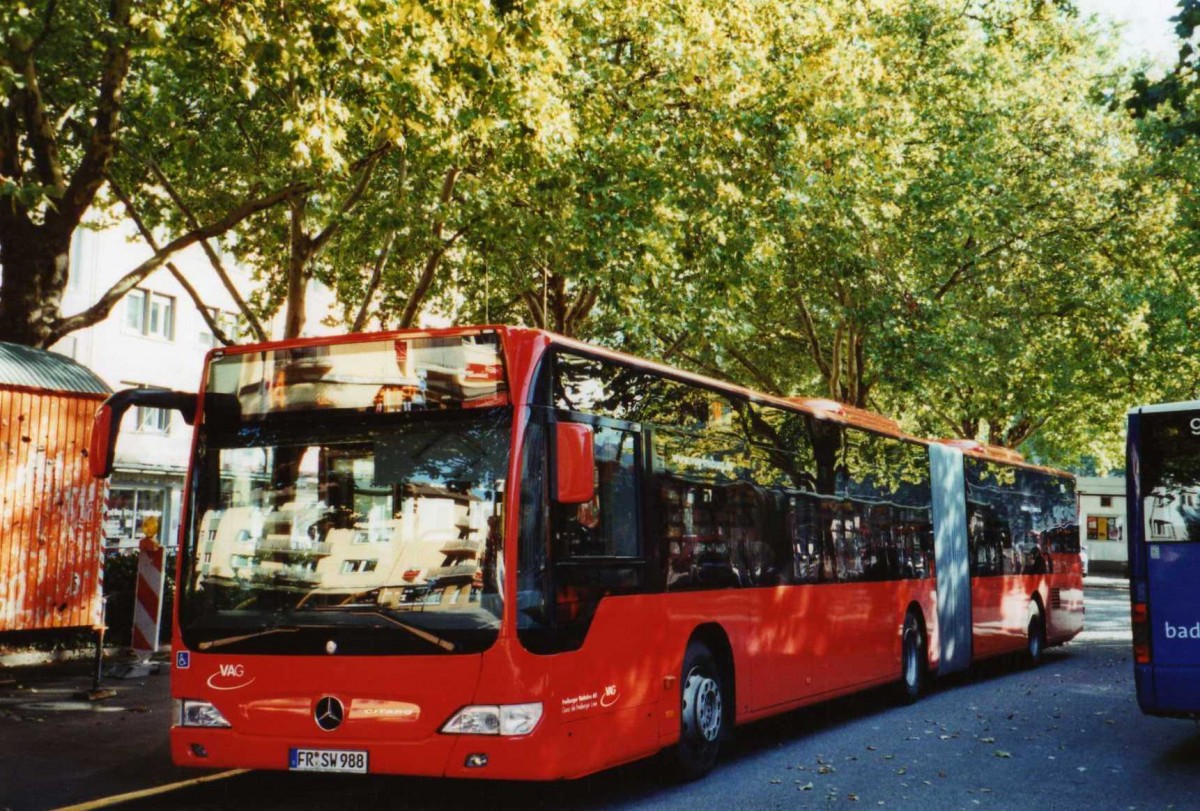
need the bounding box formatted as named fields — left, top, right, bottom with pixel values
left=0, top=0, right=307, bottom=348
left=659, top=0, right=1157, bottom=468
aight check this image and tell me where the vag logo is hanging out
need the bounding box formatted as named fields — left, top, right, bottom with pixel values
left=1164, top=621, right=1200, bottom=639
left=206, top=663, right=255, bottom=691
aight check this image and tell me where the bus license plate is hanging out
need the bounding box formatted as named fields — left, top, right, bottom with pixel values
left=289, top=748, right=368, bottom=773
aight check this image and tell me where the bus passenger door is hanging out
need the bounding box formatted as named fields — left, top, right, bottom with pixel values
left=930, top=444, right=972, bottom=675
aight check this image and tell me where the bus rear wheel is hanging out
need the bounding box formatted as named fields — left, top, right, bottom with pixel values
left=899, top=612, right=927, bottom=703
left=1025, top=603, right=1045, bottom=668
left=672, top=641, right=725, bottom=780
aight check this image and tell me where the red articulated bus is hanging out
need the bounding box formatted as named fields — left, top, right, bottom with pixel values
left=89, top=326, right=1083, bottom=780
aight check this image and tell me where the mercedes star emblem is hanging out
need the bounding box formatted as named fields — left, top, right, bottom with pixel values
left=314, top=696, right=344, bottom=732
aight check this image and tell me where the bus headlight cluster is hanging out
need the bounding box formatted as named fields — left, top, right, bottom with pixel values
left=176, top=699, right=232, bottom=728
left=441, top=703, right=543, bottom=736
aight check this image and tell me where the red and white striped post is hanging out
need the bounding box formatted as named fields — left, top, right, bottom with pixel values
left=131, top=534, right=166, bottom=659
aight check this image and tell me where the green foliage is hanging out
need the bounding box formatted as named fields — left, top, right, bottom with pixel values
left=8, top=0, right=1193, bottom=469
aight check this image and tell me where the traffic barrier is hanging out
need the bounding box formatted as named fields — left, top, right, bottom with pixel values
left=131, top=535, right=165, bottom=658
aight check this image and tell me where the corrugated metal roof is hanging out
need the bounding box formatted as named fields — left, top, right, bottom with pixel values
left=0, top=342, right=111, bottom=396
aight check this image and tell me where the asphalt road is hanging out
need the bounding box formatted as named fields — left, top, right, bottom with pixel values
left=3, top=578, right=1196, bottom=811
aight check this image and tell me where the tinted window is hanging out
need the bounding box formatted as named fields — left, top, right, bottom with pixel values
left=1138, top=411, right=1200, bottom=542
left=965, top=459, right=1077, bottom=575
left=542, top=350, right=936, bottom=599
left=552, top=426, right=641, bottom=558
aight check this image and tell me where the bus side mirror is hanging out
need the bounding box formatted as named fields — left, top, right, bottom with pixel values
left=88, top=388, right=199, bottom=479
left=555, top=422, right=595, bottom=504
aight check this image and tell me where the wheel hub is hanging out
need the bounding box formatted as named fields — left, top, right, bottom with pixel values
left=682, top=671, right=723, bottom=743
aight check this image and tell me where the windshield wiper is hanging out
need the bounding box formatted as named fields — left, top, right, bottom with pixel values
left=304, top=605, right=456, bottom=652
left=196, top=625, right=302, bottom=651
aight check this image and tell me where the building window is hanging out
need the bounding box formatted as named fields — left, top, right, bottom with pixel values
left=125, top=290, right=146, bottom=332
left=103, top=487, right=167, bottom=549
left=1100, top=496, right=1113, bottom=508
left=1086, top=515, right=1124, bottom=541
left=124, top=289, right=175, bottom=340
left=200, top=308, right=245, bottom=348
left=136, top=405, right=171, bottom=433
left=122, top=381, right=171, bottom=434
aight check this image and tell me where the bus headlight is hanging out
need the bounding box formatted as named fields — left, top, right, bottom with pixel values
left=441, top=703, right=543, bottom=736
left=176, top=699, right=232, bottom=728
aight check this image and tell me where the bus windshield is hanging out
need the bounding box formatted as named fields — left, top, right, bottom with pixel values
left=179, top=334, right=511, bottom=656
left=1138, top=411, right=1200, bottom=543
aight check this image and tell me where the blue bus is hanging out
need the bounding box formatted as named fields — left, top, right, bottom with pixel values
left=1127, top=401, right=1200, bottom=718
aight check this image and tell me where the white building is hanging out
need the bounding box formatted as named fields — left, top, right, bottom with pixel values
left=51, top=219, right=337, bottom=552
left=1076, top=476, right=1127, bottom=574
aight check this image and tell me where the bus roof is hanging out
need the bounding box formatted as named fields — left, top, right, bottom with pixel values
left=210, top=326, right=1072, bottom=479
left=1128, top=400, right=1200, bottom=415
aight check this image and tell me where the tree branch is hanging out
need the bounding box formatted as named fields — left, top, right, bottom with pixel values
left=563, top=284, right=598, bottom=337
left=58, top=0, right=133, bottom=230
left=658, top=330, right=690, bottom=361
left=44, top=180, right=308, bottom=346
left=17, top=52, right=66, bottom=193
left=144, top=157, right=268, bottom=341
left=829, top=322, right=845, bottom=400
left=398, top=166, right=462, bottom=328
left=522, top=289, right=545, bottom=328
left=352, top=231, right=394, bottom=332
left=795, top=291, right=831, bottom=380
left=0, top=101, right=25, bottom=208
left=32, top=0, right=60, bottom=51
left=399, top=225, right=467, bottom=329
left=108, top=177, right=230, bottom=344
left=310, top=143, right=392, bottom=254
left=725, top=345, right=782, bottom=395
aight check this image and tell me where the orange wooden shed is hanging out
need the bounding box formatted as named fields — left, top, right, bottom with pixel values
left=0, top=342, right=111, bottom=632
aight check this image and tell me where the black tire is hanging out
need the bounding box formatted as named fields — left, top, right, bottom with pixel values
left=899, top=612, right=927, bottom=704
left=672, top=641, right=726, bottom=780
left=1025, top=603, right=1045, bottom=668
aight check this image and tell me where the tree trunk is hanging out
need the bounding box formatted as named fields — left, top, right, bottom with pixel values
left=0, top=221, right=71, bottom=348
left=284, top=197, right=312, bottom=340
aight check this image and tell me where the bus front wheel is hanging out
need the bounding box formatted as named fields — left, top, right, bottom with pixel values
left=672, top=641, right=725, bottom=780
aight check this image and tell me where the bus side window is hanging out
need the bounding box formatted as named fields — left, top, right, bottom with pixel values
left=552, top=426, right=640, bottom=559
left=790, top=496, right=822, bottom=584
